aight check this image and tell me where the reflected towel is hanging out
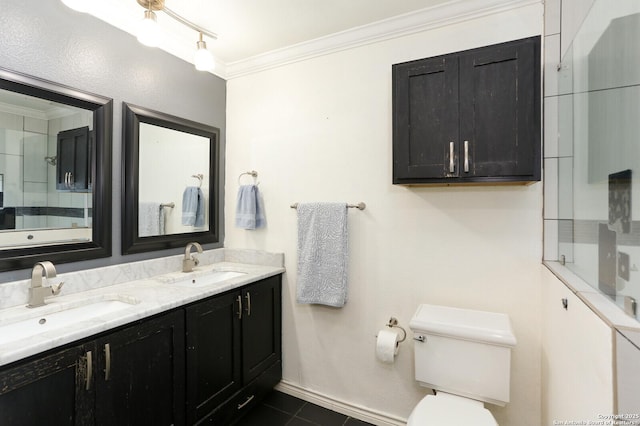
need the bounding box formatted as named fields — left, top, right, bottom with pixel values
left=235, top=184, right=266, bottom=229
left=139, top=202, right=161, bottom=237
left=182, top=186, right=205, bottom=227
left=296, top=202, right=348, bottom=307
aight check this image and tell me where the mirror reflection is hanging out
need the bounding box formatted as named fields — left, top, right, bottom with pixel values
left=0, top=88, right=93, bottom=248
left=122, top=103, right=220, bottom=255
left=138, top=122, right=210, bottom=237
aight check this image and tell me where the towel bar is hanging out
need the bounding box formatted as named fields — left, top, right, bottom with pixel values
left=290, top=202, right=366, bottom=210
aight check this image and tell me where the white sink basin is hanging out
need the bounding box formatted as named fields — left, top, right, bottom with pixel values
left=0, top=295, right=139, bottom=346
left=162, top=270, right=247, bottom=288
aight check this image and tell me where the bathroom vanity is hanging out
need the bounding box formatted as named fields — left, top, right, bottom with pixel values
left=0, top=250, right=284, bottom=425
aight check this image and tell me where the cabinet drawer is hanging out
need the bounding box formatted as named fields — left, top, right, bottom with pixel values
left=198, top=360, right=282, bottom=425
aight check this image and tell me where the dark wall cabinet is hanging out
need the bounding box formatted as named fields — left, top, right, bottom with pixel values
left=393, top=36, right=541, bottom=185
left=57, top=126, right=92, bottom=192
left=0, top=275, right=282, bottom=426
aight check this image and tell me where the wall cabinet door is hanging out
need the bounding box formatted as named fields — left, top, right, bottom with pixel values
left=392, top=55, right=459, bottom=180
left=56, top=126, right=91, bottom=191
left=94, top=310, right=185, bottom=426
left=0, top=344, right=94, bottom=426
left=393, top=36, right=540, bottom=185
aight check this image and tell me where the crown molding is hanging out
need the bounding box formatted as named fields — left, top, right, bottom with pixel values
left=222, top=0, right=539, bottom=80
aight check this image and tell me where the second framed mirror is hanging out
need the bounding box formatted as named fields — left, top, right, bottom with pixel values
left=122, top=103, right=220, bottom=254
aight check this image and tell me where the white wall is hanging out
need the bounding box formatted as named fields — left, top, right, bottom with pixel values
left=225, top=3, right=543, bottom=424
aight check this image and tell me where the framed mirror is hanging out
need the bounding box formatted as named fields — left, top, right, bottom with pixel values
left=0, top=67, right=112, bottom=272
left=122, top=103, right=220, bottom=254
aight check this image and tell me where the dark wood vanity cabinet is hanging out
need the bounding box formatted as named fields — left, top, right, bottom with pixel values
left=93, top=310, right=185, bottom=426
left=0, top=310, right=184, bottom=426
left=0, top=275, right=282, bottom=426
left=56, top=126, right=92, bottom=192
left=0, top=343, right=93, bottom=425
left=392, top=36, right=541, bottom=184
left=186, top=275, right=282, bottom=425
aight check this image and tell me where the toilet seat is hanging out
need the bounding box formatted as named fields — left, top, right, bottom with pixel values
left=407, top=392, right=498, bottom=426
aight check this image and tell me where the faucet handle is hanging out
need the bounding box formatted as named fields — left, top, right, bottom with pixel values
left=192, top=256, right=200, bottom=267
left=51, top=282, right=64, bottom=295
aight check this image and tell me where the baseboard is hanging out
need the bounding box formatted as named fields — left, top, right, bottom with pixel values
left=275, top=380, right=408, bottom=426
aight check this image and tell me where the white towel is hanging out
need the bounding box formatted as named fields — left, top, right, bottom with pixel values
left=296, top=202, right=349, bottom=307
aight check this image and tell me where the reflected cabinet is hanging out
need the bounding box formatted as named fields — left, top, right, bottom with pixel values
left=392, top=36, right=541, bottom=185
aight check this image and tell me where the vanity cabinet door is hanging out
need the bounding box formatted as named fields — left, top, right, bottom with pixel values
left=0, top=343, right=95, bottom=426
left=93, top=310, right=185, bottom=426
left=241, top=275, right=282, bottom=384
left=185, top=290, right=242, bottom=424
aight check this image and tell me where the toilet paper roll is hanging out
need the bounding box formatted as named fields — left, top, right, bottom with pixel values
left=376, top=328, right=400, bottom=363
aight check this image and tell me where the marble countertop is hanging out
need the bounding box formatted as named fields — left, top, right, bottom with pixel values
left=0, top=261, right=285, bottom=367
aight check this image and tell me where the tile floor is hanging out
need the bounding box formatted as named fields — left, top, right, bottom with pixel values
left=235, top=391, right=374, bottom=426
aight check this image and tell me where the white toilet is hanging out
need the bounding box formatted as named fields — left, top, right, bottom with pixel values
left=407, top=304, right=517, bottom=425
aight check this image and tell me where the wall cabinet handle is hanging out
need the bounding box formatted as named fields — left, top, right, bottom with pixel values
left=237, top=295, right=243, bottom=319
left=237, top=394, right=255, bottom=410
left=104, top=343, right=111, bottom=381
left=85, top=350, right=93, bottom=391
left=245, top=292, right=251, bottom=316
left=449, top=141, right=455, bottom=173
left=464, top=140, right=469, bottom=173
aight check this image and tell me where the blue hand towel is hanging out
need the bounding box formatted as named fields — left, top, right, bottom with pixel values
left=235, top=184, right=266, bottom=229
left=296, top=202, right=348, bottom=307
left=182, top=186, right=205, bottom=227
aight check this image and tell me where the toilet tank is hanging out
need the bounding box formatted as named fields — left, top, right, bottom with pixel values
left=409, top=304, right=517, bottom=407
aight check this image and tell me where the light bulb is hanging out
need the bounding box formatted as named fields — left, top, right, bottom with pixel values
left=61, top=0, right=93, bottom=13
left=137, top=10, right=161, bottom=47
left=194, top=37, right=215, bottom=71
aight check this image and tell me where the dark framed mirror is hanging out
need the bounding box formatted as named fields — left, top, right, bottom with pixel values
left=0, top=67, right=112, bottom=272
left=122, top=103, right=220, bottom=254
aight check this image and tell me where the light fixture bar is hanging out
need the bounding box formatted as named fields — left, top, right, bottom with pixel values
left=163, top=6, right=218, bottom=40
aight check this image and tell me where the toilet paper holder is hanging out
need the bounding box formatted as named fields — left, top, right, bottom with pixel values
left=386, top=317, right=407, bottom=343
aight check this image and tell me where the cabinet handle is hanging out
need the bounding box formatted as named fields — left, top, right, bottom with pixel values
left=237, top=394, right=255, bottom=410
left=245, top=292, right=251, bottom=316
left=464, top=140, right=469, bottom=173
left=69, top=172, right=74, bottom=187
left=237, top=295, right=242, bottom=319
left=104, top=343, right=111, bottom=381
left=85, top=350, right=93, bottom=391
left=65, top=172, right=69, bottom=188
left=449, top=141, right=455, bottom=173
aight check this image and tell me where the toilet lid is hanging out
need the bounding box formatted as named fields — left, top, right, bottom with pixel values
left=407, top=394, right=498, bottom=426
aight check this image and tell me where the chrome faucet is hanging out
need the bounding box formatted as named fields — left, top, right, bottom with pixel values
left=27, top=261, right=64, bottom=308
left=183, top=242, right=203, bottom=272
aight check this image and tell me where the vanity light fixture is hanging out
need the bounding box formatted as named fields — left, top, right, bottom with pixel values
left=137, top=7, right=161, bottom=47
left=60, top=0, right=217, bottom=71
left=194, top=33, right=215, bottom=71
left=135, top=0, right=217, bottom=71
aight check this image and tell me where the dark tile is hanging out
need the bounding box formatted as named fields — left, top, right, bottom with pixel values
left=286, top=417, right=317, bottom=426
left=345, top=417, right=374, bottom=426
left=296, top=403, right=348, bottom=425
left=263, top=391, right=306, bottom=415
left=235, top=403, right=292, bottom=426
